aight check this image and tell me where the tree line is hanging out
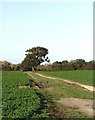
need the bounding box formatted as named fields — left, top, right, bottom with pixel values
left=1, top=46, right=95, bottom=71
left=36, top=59, right=95, bottom=71
left=1, top=59, right=94, bottom=71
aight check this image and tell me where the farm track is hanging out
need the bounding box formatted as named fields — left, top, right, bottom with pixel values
left=26, top=72, right=94, bottom=117
left=35, top=73, right=95, bottom=92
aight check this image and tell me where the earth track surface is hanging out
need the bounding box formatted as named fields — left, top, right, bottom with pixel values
left=35, top=73, right=95, bottom=92
left=26, top=72, right=94, bottom=117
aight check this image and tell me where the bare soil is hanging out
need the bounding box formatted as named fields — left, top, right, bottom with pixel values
left=57, top=98, right=94, bottom=117
left=18, top=86, right=30, bottom=88
left=18, top=85, right=40, bottom=89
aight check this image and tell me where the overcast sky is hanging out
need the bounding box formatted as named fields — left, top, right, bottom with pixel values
left=0, top=1, right=93, bottom=64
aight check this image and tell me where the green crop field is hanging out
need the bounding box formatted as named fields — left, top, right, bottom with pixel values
left=2, top=71, right=48, bottom=119
left=38, top=70, right=94, bottom=86
left=1, top=71, right=94, bottom=119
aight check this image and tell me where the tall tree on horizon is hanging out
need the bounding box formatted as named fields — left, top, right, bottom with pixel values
left=21, top=46, right=50, bottom=71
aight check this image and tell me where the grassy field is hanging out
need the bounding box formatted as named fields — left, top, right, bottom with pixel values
left=29, top=71, right=93, bottom=100
left=38, top=70, right=94, bottom=86
left=27, top=71, right=93, bottom=118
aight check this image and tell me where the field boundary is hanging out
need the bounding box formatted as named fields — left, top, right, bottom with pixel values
left=35, top=73, right=95, bottom=92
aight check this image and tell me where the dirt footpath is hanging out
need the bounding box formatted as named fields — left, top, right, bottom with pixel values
left=27, top=72, right=94, bottom=117
left=36, top=73, right=95, bottom=92
left=57, top=98, right=94, bottom=117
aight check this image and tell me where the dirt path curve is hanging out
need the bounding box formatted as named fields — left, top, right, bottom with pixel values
left=27, top=72, right=94, bottom=117
left=35, top=73, right=95, bottom=92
